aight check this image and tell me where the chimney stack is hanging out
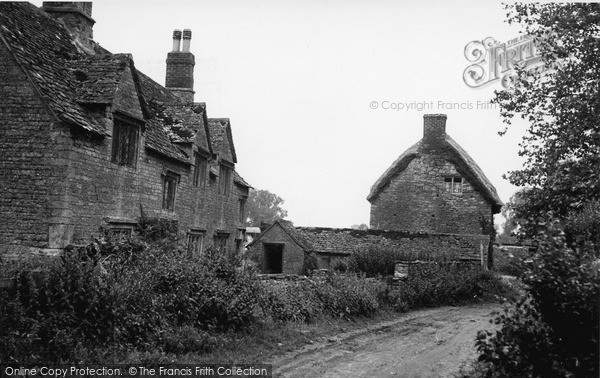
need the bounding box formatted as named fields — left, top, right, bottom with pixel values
left=172, top=29, right=182, bottom=52
left=42, top=2, right=96, bottom=55
left=165, top=29, right=195, bottom=103
left=182, top=29, right=192, bottom=52
left=423, top=114, right=447, bottom=147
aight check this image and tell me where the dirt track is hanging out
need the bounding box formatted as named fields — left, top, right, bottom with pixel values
left=271, top=303, right=502, bottom=378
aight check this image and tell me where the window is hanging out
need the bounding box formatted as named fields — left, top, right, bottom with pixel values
left=444, top=177, right=463, bottom=194
left=162, top=172, right=179, bottom=211
left=108, top=227, right=132, bottom=238
left=187, top=232, right=205, bottom=256
left=214, top=233, right=229, bottom=253
left=193, top=153, right=207, bottom=187
left=239, top=198, right=246, bottom=223
left=219, top=164, right=232, bottom=195
left=111, top=119, right=139, bottom=167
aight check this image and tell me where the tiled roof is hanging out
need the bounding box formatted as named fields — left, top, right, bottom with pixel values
left=68, top=54, right=130, bottom=104
left=0, top=2, right=106, bottom=134
left=367, top=134, right=503, bottom=212
left=208, top=118, right=238, bottom=163
left=233, top=171, right=252, bottom=188
left=254, top=220, right=483, bottom=260
left=0, top=2, right=213, bottom=165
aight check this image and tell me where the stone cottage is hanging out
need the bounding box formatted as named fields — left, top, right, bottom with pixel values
left=368, top=114, right=502, bottom=265
left=368, top=114, right=502, bottom=232
left=0, top=2, right=251, bottom=257
left=248, top=220, right=489, bottom=274
left=248, top=114, right=502, bottom=274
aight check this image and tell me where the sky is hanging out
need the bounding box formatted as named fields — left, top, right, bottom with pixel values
left=33, top=0, right=533, bottom=228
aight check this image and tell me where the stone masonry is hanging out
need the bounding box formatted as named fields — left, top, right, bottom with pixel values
left=0, top=2, right=250, bottom=257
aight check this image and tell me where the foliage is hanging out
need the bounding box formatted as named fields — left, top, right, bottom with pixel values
left=1, top=228, right=510, bottom=364
left=471, top=4, right=600, bottom=376
left=347, top=246, right=445, bottom=277
left=476, top=222, right=599, bottom=377
left=389, top=263, right=507, bottom=309
left=245, top=189, right=289, bottom=227
left=494, top=3, right=600, bottom=238
left=492, top=245, right=529, bottom=277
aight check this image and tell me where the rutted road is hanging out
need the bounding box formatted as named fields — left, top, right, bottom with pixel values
left=271, top=303, right=501, bottom=378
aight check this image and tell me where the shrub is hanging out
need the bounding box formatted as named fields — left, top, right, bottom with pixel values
left=476, top=221, right=599, bottom=377
left=312, top=273, right=387, bottom=318
left=347, top=246, right=440, bottom=277
left=258, top=280, right=323, bottom=323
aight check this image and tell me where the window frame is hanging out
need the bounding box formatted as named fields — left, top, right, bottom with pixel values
left=193, top=152, right=208, bottom=188
left=162, top=171, right=180, bottom=211
left=444, top=177, right=464, bottom=194
left=213, top=232, right=229, bottom=253
left=111, top=116, right=141, bottom=168
left=218, top=163, right=233, bottom=195
left=238, top=198, right=246, bottom=223
left=187, top=231, right=205, bottom=256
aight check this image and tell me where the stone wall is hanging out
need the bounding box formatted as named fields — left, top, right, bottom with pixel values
left=0, top=40, right=71, bottom=255
left=249, top=223, right=490, bottom=274
left=369, top=153, right=493, bottom=235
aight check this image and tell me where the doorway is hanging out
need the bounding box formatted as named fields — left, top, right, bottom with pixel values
left=263, top=243, right=284, bottom=274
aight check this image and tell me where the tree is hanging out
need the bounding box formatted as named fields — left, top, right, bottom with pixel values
left=495, top=3, right=600, bottom=238
left=245, top=189, right=288, bottom=227
left=350, top=224, right=369, bottom=230
left=474, top=4, right=600, bottom=376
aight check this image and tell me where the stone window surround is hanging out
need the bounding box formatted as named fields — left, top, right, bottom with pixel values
left=218, top=162, right=234, bottom=196
left=187, top=229, right=206, bottom=256
left=193, top=149, right=210, bottom=188
left=162, top=170, right=180, bottom=211
left=105, top=217, right=137, bottom=238
left=444, top=176, right=464, bottom=194
left=110, top=112, right=144, bottom=169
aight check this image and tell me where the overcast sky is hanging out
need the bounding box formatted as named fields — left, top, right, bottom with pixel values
left=35, top=0, right=533, bottom=228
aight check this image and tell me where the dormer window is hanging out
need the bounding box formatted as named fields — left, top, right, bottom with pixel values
left=444, top=177, right=463, bottom=194
left=111, top=118, right=139, bottom=168
left=219, top=164, right=232, bottom=195
left=193, top=152, right=208, bottom=188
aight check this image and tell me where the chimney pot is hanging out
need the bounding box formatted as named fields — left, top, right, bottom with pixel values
left=182, top=29, right=192, bottom=52
left=423, top=114, right=447, bottom=147
left=172, top=29, right=182, bottom=52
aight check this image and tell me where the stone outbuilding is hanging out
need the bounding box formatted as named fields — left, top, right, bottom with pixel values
left=247, top=220, right=489, bottom=274
left=0, top=2, right=250, bottom=256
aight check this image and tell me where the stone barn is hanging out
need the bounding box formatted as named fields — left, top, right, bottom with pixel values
left=247, top=220, right=490, bottom=275
left=0, top=2, right=250, bottom=257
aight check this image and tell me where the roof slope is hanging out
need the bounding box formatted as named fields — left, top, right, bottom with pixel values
left=0, top=2, right=212, bottom=165
left=367, top=135, right=503, bottom=212
left=208, top=118, right=237, bottom=163
left=0, top=2, right=106, bottom=134
left=250, top=220, right=484, bottom=260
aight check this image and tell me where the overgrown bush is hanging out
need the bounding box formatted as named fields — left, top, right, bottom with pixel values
left=476, top=221, right=599, bottom=377
left=0, top=221, right=511, bottom=364
left=312, top=273, right=387, bottom=318
left=388, top=263, right=506, bottom=309
left=347, top=246, right=446, bottom=277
